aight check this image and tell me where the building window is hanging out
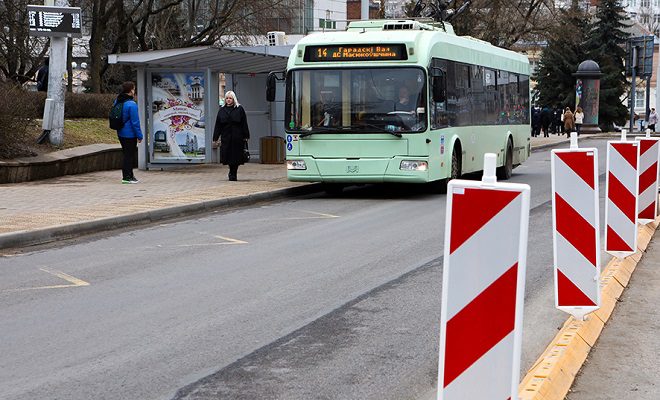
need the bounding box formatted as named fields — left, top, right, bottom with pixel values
left=641, top=0, right=650, bottom=7
left=636, top=89, right=646, bottom=109
left=319, top=18, right=336, bottom=29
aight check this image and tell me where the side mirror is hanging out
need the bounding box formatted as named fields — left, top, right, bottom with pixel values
left=431, top=68, right=446, bottom=103
left=266, top=72, right=277, bottom=102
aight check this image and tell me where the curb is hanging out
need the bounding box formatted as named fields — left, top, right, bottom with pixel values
left=0, top=183, right=322, bottom=250
left=531, top=134, right=619, bottom=152
left=517, top=215, right=659, bottom=400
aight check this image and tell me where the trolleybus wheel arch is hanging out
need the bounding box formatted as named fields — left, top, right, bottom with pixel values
left=450, top=142, right=462, bottom=180
left=429, top=141, right=461, bottom=194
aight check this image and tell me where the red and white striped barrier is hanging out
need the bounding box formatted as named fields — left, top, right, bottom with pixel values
left=636, top=130, right=659, bottom=224
left=438, top=154, right=530, bottom=400
left=551, top=133, right=600, bottom=320
left=605, top=130, right=639, bottom=259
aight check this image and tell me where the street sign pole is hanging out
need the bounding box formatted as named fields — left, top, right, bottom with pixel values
left=30, top=1, right=81, bottom=146
left=46, top=0, right=69, bottom=146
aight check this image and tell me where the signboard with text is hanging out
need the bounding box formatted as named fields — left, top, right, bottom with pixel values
left=303, top=44, right=408, bottom=62
left=28, top=5, right=82, bottom=38
left=626, top=36, right=654, bottom=78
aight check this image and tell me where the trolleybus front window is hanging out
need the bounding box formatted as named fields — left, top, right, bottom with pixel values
left=286, top=68, right=427, bottom=134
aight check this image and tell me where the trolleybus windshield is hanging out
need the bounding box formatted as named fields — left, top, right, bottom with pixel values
left=286, top=67, right=427, bottom=134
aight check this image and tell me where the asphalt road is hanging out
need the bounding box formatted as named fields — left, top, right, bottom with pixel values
left=0, top=139, right=612, bottom=400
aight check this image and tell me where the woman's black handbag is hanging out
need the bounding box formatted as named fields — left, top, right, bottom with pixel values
left=243, top=141, right=250, bottom=163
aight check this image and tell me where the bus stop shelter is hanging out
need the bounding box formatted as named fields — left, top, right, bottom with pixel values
left=108, top=46, right=290, bottom=170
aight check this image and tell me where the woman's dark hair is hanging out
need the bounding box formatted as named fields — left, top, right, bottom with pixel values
left=121, top=81, right=136, bottom=94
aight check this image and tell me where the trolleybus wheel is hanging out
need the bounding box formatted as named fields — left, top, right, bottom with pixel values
left=497, top=138, right=513, bottom=180
left=429, top=144, right=461, bottom=194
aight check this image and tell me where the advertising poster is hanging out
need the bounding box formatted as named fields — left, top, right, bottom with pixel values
left=151, top=73, right=206, bottom=162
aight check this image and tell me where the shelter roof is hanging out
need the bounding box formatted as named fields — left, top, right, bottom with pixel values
left=108, top=46, right=292, bottom=73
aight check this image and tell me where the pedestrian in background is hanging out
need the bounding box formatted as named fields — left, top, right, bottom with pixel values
left=648, top=108, right=657, bottom=132
left=213, top=90, right=250, bottom=181
left=563, top=107, right=575, bottom=135
left=541, top=105, right=551, bottom=137
left=531, top=106, right=541, bottom=137
left=36, top=57, right=49, bottom=92
left=115, top=81, right=143, bottom=184
left=574, top=106, right=584, bottom=135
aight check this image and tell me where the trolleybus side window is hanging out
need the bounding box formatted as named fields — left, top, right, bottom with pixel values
left=430, top=58, right=530, bottom=128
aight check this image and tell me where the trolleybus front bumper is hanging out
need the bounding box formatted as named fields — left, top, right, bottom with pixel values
left=287, top=156, right=430, bottom=183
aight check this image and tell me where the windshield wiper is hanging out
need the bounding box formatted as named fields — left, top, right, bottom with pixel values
left=345, top=124, right=403, bottom=137
left=297, top=124, right=403, bottom=138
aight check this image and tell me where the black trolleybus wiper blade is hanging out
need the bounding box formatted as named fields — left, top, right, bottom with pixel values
left=298, top=126, right=336, bottom=138
left=344, top=124, right=403, bottom=137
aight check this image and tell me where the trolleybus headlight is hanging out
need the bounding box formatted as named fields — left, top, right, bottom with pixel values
left=287, top=160, right=307, bottom=170
left=400, top=160, right=428, bottom=171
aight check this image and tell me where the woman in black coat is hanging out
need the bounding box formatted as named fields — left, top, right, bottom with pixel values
left=213, top=91, right=250, bottom=181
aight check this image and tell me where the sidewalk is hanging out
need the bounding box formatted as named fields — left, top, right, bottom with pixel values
left=0, top=163, right=314, bottom=249
left=0, top=133, right=598, bottom=250
left=567, top=238, right=660, bottom=400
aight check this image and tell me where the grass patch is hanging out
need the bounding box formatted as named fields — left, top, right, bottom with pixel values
left=2, top=119, right=119, bottom=160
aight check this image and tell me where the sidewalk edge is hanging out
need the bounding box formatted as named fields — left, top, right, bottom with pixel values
left=517, top=215, right=660, bottom=400
left=0, top=183, right=322, bottom=250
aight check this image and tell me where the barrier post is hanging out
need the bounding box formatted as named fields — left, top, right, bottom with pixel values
left=551, top=132, right=601, bottom=320
left=635, top=129, right=660, bottom=224
left=605, top=130, right=640, bottom=259
left=437, top=153, right=530, bottom=400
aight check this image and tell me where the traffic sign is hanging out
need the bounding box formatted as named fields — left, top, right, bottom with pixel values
left=626, top=36, right=654, bottom=78
left=551, top=134, right=600, bottom=320
left=636, top=132, right=660, bottom=224
left=438, top=154, right=530, bottom=400
left=28, top=5, right=82, bottom=38
left=605, top=132, right=639, bottom=258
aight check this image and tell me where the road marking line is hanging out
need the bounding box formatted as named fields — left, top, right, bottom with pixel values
left=266, top=210, right=341, bottom=220
left=299, top=210, right=340, bottom=218
left=213, top=235, right=248, bottom=244
left=1, top=268, right=90, bottom=293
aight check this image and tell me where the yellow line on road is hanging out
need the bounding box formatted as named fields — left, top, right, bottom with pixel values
left=1, top=268, right=90, bottom=293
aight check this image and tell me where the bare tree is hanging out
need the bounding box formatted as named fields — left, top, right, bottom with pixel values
left=83, top=0, right=290, bottom=92
left=451, top=0, right=558, bottom=48
left=0, top=0, right=50, bottom=85
left=637, top=5, right=660, bottom=36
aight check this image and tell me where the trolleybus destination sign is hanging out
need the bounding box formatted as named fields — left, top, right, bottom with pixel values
left=304, top=44, right=408, bottom=62
left=27, top=5, right=82, bottom=38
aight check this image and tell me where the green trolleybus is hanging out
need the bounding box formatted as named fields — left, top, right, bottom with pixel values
left=268, top=20, right=530, bottom=191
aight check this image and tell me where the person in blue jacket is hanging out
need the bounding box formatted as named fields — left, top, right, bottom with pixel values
left=115, top=81, right=143, bottom=183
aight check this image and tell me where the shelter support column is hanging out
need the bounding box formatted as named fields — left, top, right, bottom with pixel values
left=137, top=67, right=148, bottom=170
left=206, top=68, right=220, bottom=164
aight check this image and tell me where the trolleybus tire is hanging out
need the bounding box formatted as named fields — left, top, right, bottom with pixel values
left=429, top=144, right=461, bottom=194
left=497, top=138, right=514, bottom=180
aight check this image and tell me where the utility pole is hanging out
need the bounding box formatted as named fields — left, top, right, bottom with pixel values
left=44, top=0, right=69, bottom=146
